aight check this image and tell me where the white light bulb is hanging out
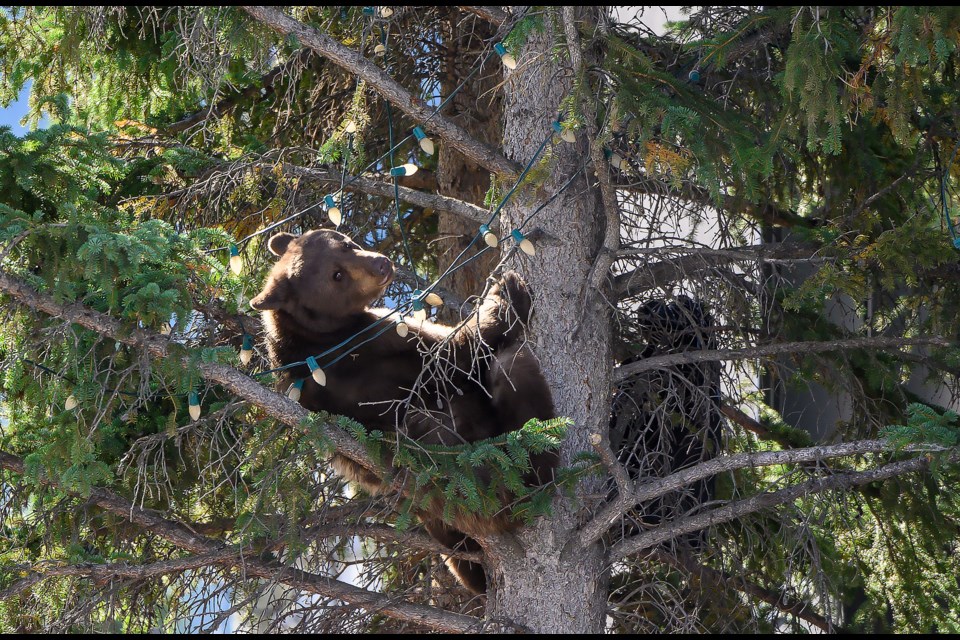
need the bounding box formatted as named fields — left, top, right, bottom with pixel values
left=312, top=367, right=327, bottom=386
left=610, top=152, right=626, bottom=170
left=230, top=254, right=242, bottom=275
left=560, top=129, right=576, bottom=143
left=483, top=230, right=499, bottom=248
left=239, top=348, right=253, bottom=366
left=396, top=320, right=409, bottom=337
left=424, top=292, right=443, bottom=307
left=419, top=137, right=435, bottom=155
left=287, top=381, right=302, bottom=402
left=519, top=238, right=536, bottom=256
left=379, top=7, right=394, bottom=18
left=400, top=163, right=418, bottom=176
left=328, top=206, right=342, bottom=226
left=374, top=43, right=386, bottom=55
left=188, top=392, right=201, bottom=421
left=413, top=307, right=428, bottom=322
left=65, top=395, right=78, bottom=411
left=345, top=120, right=358, bottom=134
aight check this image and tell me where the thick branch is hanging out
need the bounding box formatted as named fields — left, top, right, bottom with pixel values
left=619, top=175, right=821, bottom=229
left=0, top=268, right=377, bottom=475
left=613, top=336, right=951, bottom=381
left=611, top=454, right=933, bottom=560
left=241, top=6, right=522, bottom=178
left=458, top=6, right=508, bottom=25
left=280, top=163, right=491, bottom=225
left=0, top=450, right=482, bottom=633
left=577, top=438, right=895, bottom=547
left=614, top=242, right=818, bottom=298
left=0, top=550, right=247, bottom=601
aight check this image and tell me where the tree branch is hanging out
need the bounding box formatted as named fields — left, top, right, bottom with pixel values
left=0, top=550, right=248, bottom=601
left=613, top=242, right=819, bottom=299
left=618, top=175, right=822, bottom=229
left=458, top=6, right=509, bottom=26
left=0, top=268, right=378, bottom=476
left=610, top=454, right=935, bottom=560
left=0, top=450, right=483, bottom=633
left=577, top=438, right=900, bottom=547
left=241, top=6, right=522, bottom=178
left=279, top=163, right=491, bottom=225
left=613, top=335, right=951, bottom=381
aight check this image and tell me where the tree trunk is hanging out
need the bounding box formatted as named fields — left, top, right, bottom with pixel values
left=483, top=8, right=612, bottom=633
left=435, top=9, right=502, bottom=313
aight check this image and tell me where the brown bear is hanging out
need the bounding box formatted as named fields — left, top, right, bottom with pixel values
left=249, top=229, right=556, bottom=594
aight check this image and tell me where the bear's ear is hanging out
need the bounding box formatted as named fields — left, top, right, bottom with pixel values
left=250, top=278, right=289, bottom=311
left=267, top=232, right=296, bottom=257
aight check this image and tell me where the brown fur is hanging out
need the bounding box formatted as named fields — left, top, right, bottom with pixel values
left=251, top=229, right=556, bottom=593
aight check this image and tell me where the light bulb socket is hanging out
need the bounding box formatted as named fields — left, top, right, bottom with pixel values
left=552, top=121, right=563, bottom=134
left=229, top=245, right=239, bottom=257
left=362, top=6, right=375, bottom=15
left=413, top=126, right=427, bottom=141
left=511, top=229, right=525, bottom=243
left=242, top=335, right=253, bottom=350
left=494, top=42, right=507, bottom=56
left=324, top=194, right=337, bottom=209
left=189, top=391, right=199, bottom=407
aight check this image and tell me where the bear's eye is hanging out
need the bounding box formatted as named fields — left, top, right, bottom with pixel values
left=333, top=271, right=344, bottom=282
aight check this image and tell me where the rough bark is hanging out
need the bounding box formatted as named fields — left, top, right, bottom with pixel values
left=482, top=7, right=611, bottom=633
left=435, top=8, right=502, bottom=315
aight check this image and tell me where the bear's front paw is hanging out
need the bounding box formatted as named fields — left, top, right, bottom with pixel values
left=497, top=270, right=532, bottom=323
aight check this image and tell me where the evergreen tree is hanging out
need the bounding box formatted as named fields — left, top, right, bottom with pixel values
left=1, top=6, right=959, bottom=633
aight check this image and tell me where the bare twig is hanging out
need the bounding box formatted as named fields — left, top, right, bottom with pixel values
left=648, top=549, right=833, bottom=632
left=164, top=48, right=314, bottom=134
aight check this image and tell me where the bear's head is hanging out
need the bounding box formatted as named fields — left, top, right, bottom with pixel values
left=250, top=230, right=394, bottom=327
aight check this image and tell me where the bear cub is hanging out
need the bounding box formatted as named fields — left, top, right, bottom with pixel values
left=250, top=229, right=556, bottom=593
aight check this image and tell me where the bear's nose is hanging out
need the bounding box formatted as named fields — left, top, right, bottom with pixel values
left=375, top=257, right=393, bottom=276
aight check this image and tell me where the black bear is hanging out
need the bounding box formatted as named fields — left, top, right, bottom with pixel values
left=610, top=296, right=722, bottom=549
left=250, top=229, right=556, bottom=593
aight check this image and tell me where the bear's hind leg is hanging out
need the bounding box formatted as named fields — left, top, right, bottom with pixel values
left=422, top=518, right=487, bottom=594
